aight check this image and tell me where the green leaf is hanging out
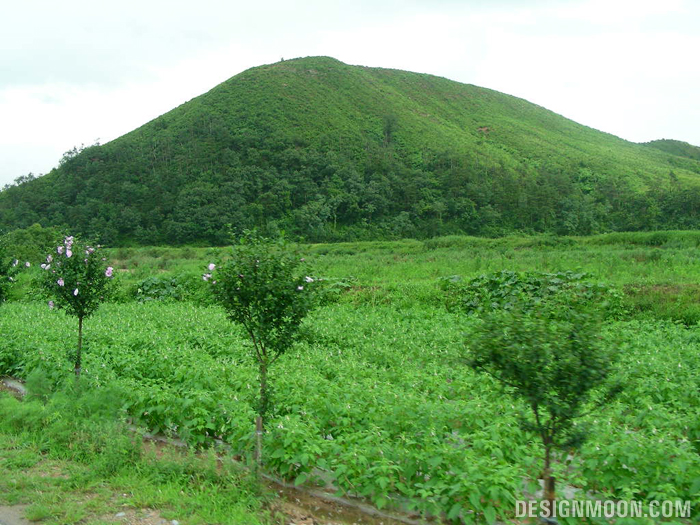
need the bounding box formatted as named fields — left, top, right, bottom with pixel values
left=483, top=505, right=496, bottom=525
left=447, top=503, right=462, bottom=520
left=294, top=472, right=308, bottom=486
left=469, top=492, right=482, bottom=511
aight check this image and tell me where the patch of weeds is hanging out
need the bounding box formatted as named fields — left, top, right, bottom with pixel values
left=24, top=503, right=54, bottom=522
left=624, top=283, right=700, bottom=325
left=0, top=447, right=41, bottom=470
left=0, top=387, right=270, bottom=524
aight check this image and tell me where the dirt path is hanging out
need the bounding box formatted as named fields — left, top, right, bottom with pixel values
left=0, top=506, right=31, bottom=525
left=0, top=378, right=26, bottom=399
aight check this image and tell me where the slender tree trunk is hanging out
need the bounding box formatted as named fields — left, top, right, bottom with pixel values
left=254, top=414, right=263, bottom=470
left=254, top=361, right=268, bottom=470
left=75, top=316, right=83, bottom=379
left=543, top=443, right=556, bottom=514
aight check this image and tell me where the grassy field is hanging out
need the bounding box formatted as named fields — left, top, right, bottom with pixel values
left=2, top=232, right=700, bottom=524
left=93, top=231, right=700, bottom=323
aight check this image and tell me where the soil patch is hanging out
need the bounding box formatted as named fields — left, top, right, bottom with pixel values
left=100, top=508, right=172, bottom=525
left=0, top=506, right=31, bottom=525
left=0, top=378, right=26, bottom=400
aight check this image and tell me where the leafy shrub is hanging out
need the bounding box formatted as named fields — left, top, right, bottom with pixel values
left=317, top=276, right=356, bottom=305
left=0, top=235, right=24, bottom=303
left=134, top=272, right=211, bottom=304
left=3, top=223, right=64, bottom=263
left=440, top=269, right=625, bottom=318
left=467, top=301, right=618, bottom=507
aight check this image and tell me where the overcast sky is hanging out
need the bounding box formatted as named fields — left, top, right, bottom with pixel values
left=2, top=0, right=698, bottom=187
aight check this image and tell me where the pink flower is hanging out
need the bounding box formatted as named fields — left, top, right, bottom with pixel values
left=208, top=263, right=216, bottom=271
left=57, top=278, right=64, bottom=286
left=73, top=288, right=79, bottom=296
left=203, top=273, right=211, bottom=281
left=48, top=300, right=54, bottom=310
left=105, top=267, right=113, bottom=277
left=25, top=261, right=30, bottom=267
left=66, top=249, right=72, bottom=258
left=46, top=255, right=53, bottom=263
left=57, top=246, right=64, bottom=255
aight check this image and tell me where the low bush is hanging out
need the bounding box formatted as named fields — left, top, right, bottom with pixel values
left=440, top=269, right=626, bottom=319
left=133, top=272, right=212, bottom=304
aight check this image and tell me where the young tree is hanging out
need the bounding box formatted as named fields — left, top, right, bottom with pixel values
left=207, top=234, right=319, bottom=467
left=467, top=302, right=616, bottom=514
left=40, top=236, right=115, bottom=378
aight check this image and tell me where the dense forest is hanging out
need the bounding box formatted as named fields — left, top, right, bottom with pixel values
left=1, top=56, right=700, bottom=245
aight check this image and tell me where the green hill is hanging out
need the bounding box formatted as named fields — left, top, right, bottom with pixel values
left=642, top=139, right=700, bottom=162
left=2, top=56, right=700, bottom=244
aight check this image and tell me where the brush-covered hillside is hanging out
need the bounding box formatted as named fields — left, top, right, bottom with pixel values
left=2, top=56, right=700, bottom=244
left=643, top=139, right=700, bottom=162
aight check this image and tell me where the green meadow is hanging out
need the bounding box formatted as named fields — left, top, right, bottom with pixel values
left=1, top=231, right=699, bottom=524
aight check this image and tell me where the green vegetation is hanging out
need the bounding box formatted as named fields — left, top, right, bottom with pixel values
left=440, top=269, right=624, bottom=318
left=39, top=237, right=115, bottom=378
left=0, top=237, right=22, bottom=303
left=0, top=382, right=269, bottom=524
left=210, top=234, right=321, bottom=465
left=468, top=299, right=616, bottom=511
left=643, top=139, right=700, bottom=162
left=2, top=57, right=700, bottom=244
left=2, top=223, right=63, bottom=265
left=1, top=232, right=699, bottom=523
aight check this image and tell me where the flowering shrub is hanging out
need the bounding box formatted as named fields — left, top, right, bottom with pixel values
left=41, top=236, right=115, bottom=378
left=207, top=233, right=320, bottom=465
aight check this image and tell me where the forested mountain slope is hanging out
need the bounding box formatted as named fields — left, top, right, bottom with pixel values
left=2, top=56, right=699, bottom=244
